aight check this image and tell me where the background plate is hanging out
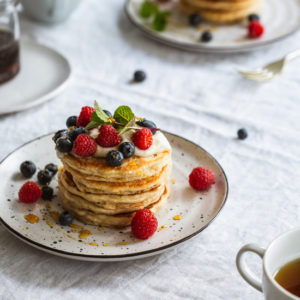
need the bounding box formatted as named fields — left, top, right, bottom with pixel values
left=0, top=40, right=71, bottom=114
left=125, top=0, right=300, bottom=53
left=0, top=133, right=228, bottom=262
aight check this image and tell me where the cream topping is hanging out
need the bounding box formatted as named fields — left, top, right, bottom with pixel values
left=90, top=128, right=171, bottom=158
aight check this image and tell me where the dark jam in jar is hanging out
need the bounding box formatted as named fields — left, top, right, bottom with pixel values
left=0, top=30, right=20, bottom=84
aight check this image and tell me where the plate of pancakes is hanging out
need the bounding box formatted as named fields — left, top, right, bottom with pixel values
left=125, top=0, right=300, bottom=53
left=0, top=132, right=228, bottom=261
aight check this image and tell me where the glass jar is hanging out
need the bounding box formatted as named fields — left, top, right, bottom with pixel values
left=0, top=0, right=20, bottom=84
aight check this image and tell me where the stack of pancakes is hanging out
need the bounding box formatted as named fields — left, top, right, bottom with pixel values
left=58, top=150, right=171, bottom=227
left=179, top=0, right=262, bottom=23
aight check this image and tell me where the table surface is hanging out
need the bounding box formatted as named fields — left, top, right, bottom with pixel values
left=1, top=1, right=300, bottom=299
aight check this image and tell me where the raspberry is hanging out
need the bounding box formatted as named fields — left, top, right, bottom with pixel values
left=18, top=181, right=42, bottom=203
left=96, top=125, right=122, bottom=147
left=132, top=128, right=152, bottom=150
left=248, top=21, right=264, bottom=38
left=189, top=167, right=215, bottom=190
left=73, top=134, right=97, bottom=157
left=77, top=106, right=95, bottom=127
left=131, top=209, right=158, bottom=240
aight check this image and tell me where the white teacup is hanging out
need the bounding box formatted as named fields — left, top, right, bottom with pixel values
left=236, top=228, right=300, bottom=300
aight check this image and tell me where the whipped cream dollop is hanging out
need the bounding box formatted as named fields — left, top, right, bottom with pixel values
left=89, top=128, right=171, bottom=158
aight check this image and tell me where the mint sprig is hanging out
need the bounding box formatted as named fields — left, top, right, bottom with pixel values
left=85, top=101, right=111, bottom=130
left=153, top=11, right=171, bottom=32
left=140, top=1, right=158, bottom=18
left=85, top=102, right=137, bottom=136
left=113, top=106, right=134, bottom=125
left=139, top=1, right=171, bottom=32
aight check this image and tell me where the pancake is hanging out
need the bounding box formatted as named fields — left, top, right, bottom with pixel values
left=66, top=162, right=171, bottom=195
left=59, top=150, right=171, bottom=182
left=184, top=0, right=257, bottom=11
left=61, top=183, right=170, bottom=227
left=59, top=169, right=166, bottom=209
left=179, top=0, right=261, bottom=23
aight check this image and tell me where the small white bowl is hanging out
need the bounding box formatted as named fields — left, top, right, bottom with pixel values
left=21, top=0, right=82, bottom=24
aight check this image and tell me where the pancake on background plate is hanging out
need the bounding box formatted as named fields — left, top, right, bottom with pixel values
left=179, top=0, right=262, bottom=23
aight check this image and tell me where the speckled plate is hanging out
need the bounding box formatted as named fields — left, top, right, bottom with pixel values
left=125, top=0, right=300, bottom=53
left=0, top=133, right=228, bottom=262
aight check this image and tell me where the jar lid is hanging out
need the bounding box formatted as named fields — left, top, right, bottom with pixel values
left=0, top=0, right=19, bottom=8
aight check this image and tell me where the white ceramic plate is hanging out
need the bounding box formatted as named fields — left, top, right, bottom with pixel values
left=125, top=0, right=300, bottom=53
left=0, top=40, right=71, bottom=114
left=0, top=133, right=228, bottom=262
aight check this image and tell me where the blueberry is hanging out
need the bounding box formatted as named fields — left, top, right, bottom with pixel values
left=103, top=110, right=113, bottom=118
left=53, top=129, right=68, bottom=143
left=237, top=128, right=248, bottom=140
left=118, top=142, right=135, bottom=158
left=37, top=169, right=52, bottom=185
left=189, top=13, right=202, bottom=26
left=248, top=14, right=260, bottom=22
left=59, top=211, right=73, bottom=226
left=68, top=127, right=88, bottom=142
left=41, top=186, right=54, bottom=200
left=66, top=116, right=78, bottom=128
left=20, top=161, right=36, bottom=178
left=106, top=150, right=124, bottom=166
left=133, top=70, right=146, bottom=82
left=45, top=163, right=58, bottom=177
left=56, top=137, right=73, bottom=153
left=201, top=31, right=213, bottom=42
left=136, top=119, right=157, bottom=135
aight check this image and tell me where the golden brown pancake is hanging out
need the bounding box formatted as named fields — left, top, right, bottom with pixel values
left=179, top=0, right=261, bottom=23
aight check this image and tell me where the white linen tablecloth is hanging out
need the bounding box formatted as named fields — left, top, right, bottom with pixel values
left=1, top=1, right=300, bottom=299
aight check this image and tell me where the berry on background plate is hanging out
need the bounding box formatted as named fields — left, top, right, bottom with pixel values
left=248, top=13, right=260, bottom=22
left=19, top=181, right=42, bottom=203
left=131, top=209, right=158, bottom=240
left=201, top=31, right=213, bottom=42
left=248, top=21, right=264, bottom=38
left=189, top=167, right=215, bottom=190
left=189, top=13, right=202, bottom=27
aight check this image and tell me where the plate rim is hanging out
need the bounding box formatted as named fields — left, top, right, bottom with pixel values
left=0, top=132, right=229, bottom=260
left=0, top=39, right=72, bottom=115
left=124, top=0, right=300, bottom=54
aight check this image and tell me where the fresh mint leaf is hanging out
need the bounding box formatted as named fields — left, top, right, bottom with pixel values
left=94, top=100, right=110, bottom=123
left=140, top=1, right=158, bottom=19
left=118, top=118, right=136, bottom=135
left=85, top=100, right=111, bottom=129
left=152, top=11, right=171, bottom=32
left=113, top=106, right=134, bottom=125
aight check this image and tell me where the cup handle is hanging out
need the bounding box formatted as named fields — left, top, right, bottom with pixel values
left=236, top=243, right=266, bottom=292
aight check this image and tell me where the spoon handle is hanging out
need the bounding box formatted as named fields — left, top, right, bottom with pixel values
left=286, top=49, right=300, bottom=61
